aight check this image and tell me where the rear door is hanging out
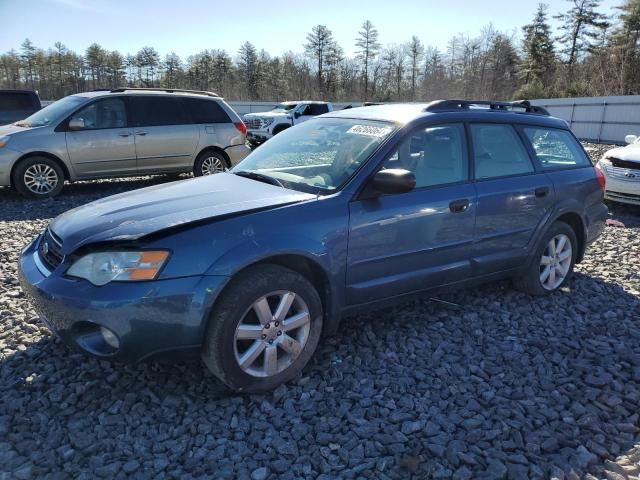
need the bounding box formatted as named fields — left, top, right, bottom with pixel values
left=129, top=96, right=199, bottom=173
left=469, top=123, right=555, bottom=275
left=181, top=97, right=238, bottom=149
left=65, top=97, right=137, bottom=177
left=347, top=122, right=477, bottom=305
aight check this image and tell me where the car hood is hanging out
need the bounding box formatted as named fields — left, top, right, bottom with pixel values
left=0, top=123, right=30, bottom=136
left=244, top=111, right=288, bottom=119
left=605, top=145, right=640, bottom=162
left=50, top=173, right=315, bottom=254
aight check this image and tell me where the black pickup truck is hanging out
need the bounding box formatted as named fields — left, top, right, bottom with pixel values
left=0, top=89, right=41, bottom=125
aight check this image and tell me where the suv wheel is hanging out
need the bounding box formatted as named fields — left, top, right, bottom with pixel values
left=194, top=151, right=227, bottom=176
left=272, top=125, right=289, bottom=136
left=514, top=221, right=577, bottom=295
left=13, top=156, right=64, bottom=198
left=202, top=264, right=323, bottom=392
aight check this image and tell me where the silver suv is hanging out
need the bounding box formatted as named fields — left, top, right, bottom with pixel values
left=0, top=88, right=251, bottom=198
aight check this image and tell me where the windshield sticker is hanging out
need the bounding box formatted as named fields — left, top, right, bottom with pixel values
left=347, top=125, right=393, bottom=138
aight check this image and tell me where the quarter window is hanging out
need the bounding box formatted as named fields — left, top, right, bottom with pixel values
left=181, top=98, right=230, bottom=123
left=382, top=123, right=468, bottom=188
left=130, top=96, right=188, bottom=127
left=470, top=124, right=534, bottom=179
left=69, top=98, right=127, bottom=130
left=523, top=127, right=590, bottom=169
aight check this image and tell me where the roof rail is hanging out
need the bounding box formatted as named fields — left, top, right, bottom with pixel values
left=425, top=99, right=550, bottom=116
left=106, top=87, right=220, bottom=97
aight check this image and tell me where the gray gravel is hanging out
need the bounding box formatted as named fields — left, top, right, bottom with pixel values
left=1, top=144, right=640, bottom=479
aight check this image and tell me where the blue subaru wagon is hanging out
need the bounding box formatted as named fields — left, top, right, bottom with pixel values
left=19, top=100, right=608, bottom=392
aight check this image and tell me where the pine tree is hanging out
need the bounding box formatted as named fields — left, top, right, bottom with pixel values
left=407, top=36, right=424, bottom=100
left=238, top=42, right=259, bottom=100
left=518, top=4, right=556, bottom=89
left=355, top=20, right=381, bottom=101
left=305, top=25, right=335, bottom=95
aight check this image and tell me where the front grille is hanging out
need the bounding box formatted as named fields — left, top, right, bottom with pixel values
left=608, top=190, right=640, bottom=200
left=38, top=228, right=64, bottom=271
left=603, top=163, right=640, bottom=182
left=244, top=118, right=262, bottom=130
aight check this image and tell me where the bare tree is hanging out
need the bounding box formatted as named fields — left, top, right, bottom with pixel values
left=355, top=20, right=381, bottom=101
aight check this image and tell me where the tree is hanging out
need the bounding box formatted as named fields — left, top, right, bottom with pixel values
left=21, top=38, right=37, bottom=89
left=305, top=25, right=335, bottom=94
left=238, top=42, right=259, bottom=100
left=610, top=0, right=640, bottom=94
left=518, top=4, right=556, bottom=91
left=407, top=36, right=424, bottom=100
left=355, top=20, right=381, bottom=101
left=555, top=0, right=609, bottom=75
left=163, top=52, right=182, bottom=88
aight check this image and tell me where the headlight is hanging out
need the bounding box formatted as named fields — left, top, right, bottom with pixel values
left=0, top=136, right=10, bottom=148
left=66, top=250, right=169, bottom=286
left=262, top=118, right=274, bottom=127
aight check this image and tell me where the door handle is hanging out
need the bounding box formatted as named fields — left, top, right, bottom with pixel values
left=118, top=133, right=130, bottom=137
left=535, top=186, right=550, bottom=198
left=449, top=199, right=470, bottom=213
left=135, top=131, right=148, bottom=136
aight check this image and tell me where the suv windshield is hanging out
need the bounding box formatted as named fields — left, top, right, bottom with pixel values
left=270, top=103, right=297, bottom=113
left=233, top=118, right=396, bottom=193
left=17, top=95, right=86, bottom=127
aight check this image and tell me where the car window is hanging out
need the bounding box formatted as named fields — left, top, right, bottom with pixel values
left=523, top=127, right=590, bottom=169
left=382, top=123, right=468, bottom=188
left=309, top=104, right=329, bottom=115
left=0, top=92, right=35, bottom=111
left=130, top=96, right=188, bottom=127
left=181, top=98, right=230, bottom=123
left=300, top=105, right=312, bottom=116
left=69, top=98, right=127, bottom=130
left=470, top=124, right=534, bottom=179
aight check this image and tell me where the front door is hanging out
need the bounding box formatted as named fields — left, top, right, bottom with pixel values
left=129, top=96, right=199, bottom=173
left=469, top=123, right=555, bottom=275
left=346, top=123, right=477, bottom=305
left=65, top=97, right=137, bottom=177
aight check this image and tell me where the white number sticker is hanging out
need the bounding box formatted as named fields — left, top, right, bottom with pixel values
left=347, top=125, right=393, bottom=138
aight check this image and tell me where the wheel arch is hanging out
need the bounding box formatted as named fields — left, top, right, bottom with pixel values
left=272, top=123, right=290, bottom=135
left=195, top=146, right=231, bottom=169
left=11, top=151, right=71, bottom=185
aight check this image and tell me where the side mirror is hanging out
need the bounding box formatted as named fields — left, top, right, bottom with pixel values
left=625, top=134, right=638, bottom=144
left=368, top=169, right=416, bottom=197
left=68, top=118, right=85, bottom=130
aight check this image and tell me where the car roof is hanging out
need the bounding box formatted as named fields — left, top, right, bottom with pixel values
left=70, top=89, right=221, bottom=100
left=323, top=101, right=569, bottom=129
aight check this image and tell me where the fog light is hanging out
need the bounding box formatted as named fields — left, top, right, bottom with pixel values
left=100, top=326, right=120, bottom=349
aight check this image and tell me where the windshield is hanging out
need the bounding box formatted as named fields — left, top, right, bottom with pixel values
left=233, top=117, right=396, bottom=193
left=17, top=95, right=86, bottom=127
left=270, top=103, right=298, bottom=113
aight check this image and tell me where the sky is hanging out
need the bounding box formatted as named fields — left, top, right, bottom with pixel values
left=0, top=0, right=626, bottom=60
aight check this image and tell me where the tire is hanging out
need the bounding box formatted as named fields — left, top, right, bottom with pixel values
left=202, top=264, right=323, bottom=393
left=514, top=221, right=578, bottom=296
left=272, top=125, right=289, bottom=136
left=194, top=150, right=228, bottom=177
left=12, top=156, right=65, bottom=198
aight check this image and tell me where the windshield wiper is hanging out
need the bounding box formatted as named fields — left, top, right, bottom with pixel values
left=234, top=170, right=285, bottom=188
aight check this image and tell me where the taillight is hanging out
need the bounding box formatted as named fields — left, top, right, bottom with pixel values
left=234, top=121, right=247, bottom=135
left=595, top=166, right=606, bottom=192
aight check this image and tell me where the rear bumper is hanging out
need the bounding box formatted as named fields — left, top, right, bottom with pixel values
left=18, top=236, right=228, bottom=363
left=225, top=143, right=251, bottom=166
left=585, top=201, right=609, bottom=246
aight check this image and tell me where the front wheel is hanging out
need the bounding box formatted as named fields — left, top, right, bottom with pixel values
left=13, top=156, right=65, bottom=198
left=514, top=221, right=577, bottom=295
left=202, top=264, right=323, bottom=392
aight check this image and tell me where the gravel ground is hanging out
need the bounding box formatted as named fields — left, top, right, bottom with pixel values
left=1, top=143, right=640, bottom=480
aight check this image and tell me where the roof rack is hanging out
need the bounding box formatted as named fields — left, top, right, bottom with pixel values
left=424, top=99, right=549, bottom=116
left=103, top=87, right=220, bottom=97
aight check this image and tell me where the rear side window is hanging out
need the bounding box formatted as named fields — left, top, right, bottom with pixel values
left=309, top=104, right=329, bottom=115
left=130, top=96, right=188, bottom=127
left=0, top=92, right=36, bottom=111
left=181, top=98, right=230, bottom=123
left=523, top=127, right=590, bottom=169
left=470, top=124, right=534, bottom=179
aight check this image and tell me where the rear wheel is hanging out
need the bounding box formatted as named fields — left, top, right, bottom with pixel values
left=13, top=156, right=65, bottom=198
left=194, top=151, right=227, bottom=177
left=514, top=221, right=577, bottom=295
left=272, top=124, right=289, bottom=136
left=202, top=264, right=323, bottom=392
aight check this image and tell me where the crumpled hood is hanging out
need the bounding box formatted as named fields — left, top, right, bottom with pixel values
left=50, top=173, right=315, bottom=254
left=604, top=144, right=640, bottom=163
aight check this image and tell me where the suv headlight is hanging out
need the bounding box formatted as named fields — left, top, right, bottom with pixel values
left=0, top=136, right=11, bottom=148
left=262, top=118, right=274, bottom=127
left=67, top=251, right=169, bottom=286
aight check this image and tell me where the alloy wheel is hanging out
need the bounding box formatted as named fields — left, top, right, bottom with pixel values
left=539, top=233, right=572, bottom=290
left=233, top=290, right=311, bottom=378
left=201, top=156, right=225, bottom=175
left=23, top=164, right=59, bottom=195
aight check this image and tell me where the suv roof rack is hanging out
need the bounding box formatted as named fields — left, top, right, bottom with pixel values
left=104, top=87, right=220, bottom=97
left=424, top=99, right=549, bottom=116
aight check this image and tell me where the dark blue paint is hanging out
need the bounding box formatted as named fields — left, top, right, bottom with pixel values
left=18, top=106, right=609, bottom=362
